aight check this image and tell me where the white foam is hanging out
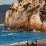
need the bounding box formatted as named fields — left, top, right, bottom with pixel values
left=36, top=39, right=46, bottom=42
left=37, top=40, right=41, bottom=41
left=43, top=39, right=46, bottom=40
left=1, top=30, right=10, bottom=32
left=7, top=28, right=10, bottom=30
left=1, top=30, right=5, bottom=32
left=1, top=33, right=13, bottom=36
left=32, top=29, right=40, bottom=32
left=7, top=33, right=13, bottom=36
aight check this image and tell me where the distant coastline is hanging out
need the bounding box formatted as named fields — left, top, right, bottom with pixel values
left=0, top=24, right=4, bottom=26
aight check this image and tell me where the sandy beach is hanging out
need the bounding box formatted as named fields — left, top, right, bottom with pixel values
left=6, top=40, right=46, bottom=46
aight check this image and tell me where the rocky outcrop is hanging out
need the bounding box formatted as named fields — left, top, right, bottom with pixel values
left=4, top=0, right=46, bottom=32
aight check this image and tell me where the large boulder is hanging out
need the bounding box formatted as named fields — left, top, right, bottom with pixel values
left=4, top=0, right=46, bottom=32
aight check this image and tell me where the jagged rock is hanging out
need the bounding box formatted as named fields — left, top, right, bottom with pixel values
left=4, top=0, right=46, bottom=32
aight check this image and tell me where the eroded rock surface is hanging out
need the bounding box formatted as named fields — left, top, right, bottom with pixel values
left=4, top=0, right=46, bottom=32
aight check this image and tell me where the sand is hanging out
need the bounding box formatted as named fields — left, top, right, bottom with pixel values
left=6, top=40, right=46, bottom=46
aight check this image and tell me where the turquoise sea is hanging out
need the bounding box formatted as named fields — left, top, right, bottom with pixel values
left=0, top=26, right=46, bottom=46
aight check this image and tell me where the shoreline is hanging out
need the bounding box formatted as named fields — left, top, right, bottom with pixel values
left=6, top=40, right=46, bottom=46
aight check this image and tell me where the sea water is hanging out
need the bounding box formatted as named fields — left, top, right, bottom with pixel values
left=0, top=26, right=46, bottom=46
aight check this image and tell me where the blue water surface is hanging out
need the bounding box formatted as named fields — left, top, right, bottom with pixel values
left=0, top=26, right=46, bottom=45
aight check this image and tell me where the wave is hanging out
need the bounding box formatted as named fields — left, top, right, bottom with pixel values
left=43, top=39, right=46, bottom=40
left=1, top=30, right=5, bottom=32
left=1, top=33, right=14, bottom=36
left=7, top=33, right=13, bottom=36
left=10, top=39, right=46, bottom=45
left=35, top=39, right=46, bottom=42
left=1, top=35, right=7, bottom=36
left=1, top=30, right=10, bottom=32
left=10, top=41, right=27, bottom=45
left=0, top=39, right=46, bottom=46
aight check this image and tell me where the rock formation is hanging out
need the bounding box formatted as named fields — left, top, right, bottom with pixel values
left=4, top=0, right=46, bottom=32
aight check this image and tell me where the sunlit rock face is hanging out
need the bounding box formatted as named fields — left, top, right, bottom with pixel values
left=4, top=0, right=46, bottom=32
